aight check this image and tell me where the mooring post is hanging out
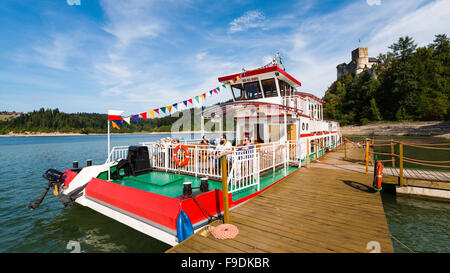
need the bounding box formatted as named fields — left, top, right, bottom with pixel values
left=399, top=142, right=404, bottom=187
left=306, top=139, right=310, bottom=169
left=221, top=155, right=230, bottom=223
left=365, top=139, right=370, bottom=174
left=344, top=140, right=348, bottom=160
left=391, top=140, right=395, bottom=168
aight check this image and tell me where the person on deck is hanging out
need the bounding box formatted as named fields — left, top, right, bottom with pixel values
left=210, top=135, right=233, bottom=171
left=209, top=134, right=217, bottom=146
left=200, top=136, right=209, bottom=144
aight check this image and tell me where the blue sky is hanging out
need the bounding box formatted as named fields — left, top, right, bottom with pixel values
left=0, top=0, right=448, bottom=115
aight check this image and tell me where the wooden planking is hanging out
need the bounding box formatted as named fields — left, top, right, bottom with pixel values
left=166, top=158, right=394, bottom=253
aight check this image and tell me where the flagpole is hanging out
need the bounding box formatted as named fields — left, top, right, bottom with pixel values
left=107, top=119, right=110, bottom=180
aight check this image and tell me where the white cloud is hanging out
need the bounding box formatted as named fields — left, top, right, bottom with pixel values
left=367, top=0, right=382, bottom=6
left=229, top=10, right=266, bottom=33
left=67, top=0, right=81, bottom=6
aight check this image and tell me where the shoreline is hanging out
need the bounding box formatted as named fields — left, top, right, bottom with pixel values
left=340, top=121, right=450, bottom=139
left=0, top=131, right=235, bottom=137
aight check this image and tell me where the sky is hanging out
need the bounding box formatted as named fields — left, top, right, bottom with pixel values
left=0, top=0, right=448, bottom=115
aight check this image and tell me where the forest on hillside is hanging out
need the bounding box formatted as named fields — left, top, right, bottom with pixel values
left=323, top=34, right=450, bottom=125
left=0, top=107, right=213, bottom=134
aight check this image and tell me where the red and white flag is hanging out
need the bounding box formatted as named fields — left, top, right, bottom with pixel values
left=108, top=110, right=124, bottom=121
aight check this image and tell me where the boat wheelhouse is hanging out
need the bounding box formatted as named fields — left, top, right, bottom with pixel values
left=31, top=63, right=342, bottom=247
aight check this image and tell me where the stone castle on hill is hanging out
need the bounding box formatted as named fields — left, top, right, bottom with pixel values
left=336, top=47, right=378, bottom=79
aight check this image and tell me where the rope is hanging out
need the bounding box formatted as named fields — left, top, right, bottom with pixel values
left=402, top=156, right=450, bottom=164
left=390, top=235, right=415, bottom=253
left=403, top=159, right=450, bottom=168
left=402, top=143, right=450, bottom=150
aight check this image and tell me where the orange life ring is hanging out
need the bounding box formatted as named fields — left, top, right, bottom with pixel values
left=374, top=161, right=383, bottom=190
left=173, top=145, right=191, bottom=167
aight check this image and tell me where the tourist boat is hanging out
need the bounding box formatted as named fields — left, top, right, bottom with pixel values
left=30, top=64, right=342, bottom=246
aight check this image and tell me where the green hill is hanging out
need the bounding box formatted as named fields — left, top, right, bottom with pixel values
left=323, top=34, right=450, bottom=125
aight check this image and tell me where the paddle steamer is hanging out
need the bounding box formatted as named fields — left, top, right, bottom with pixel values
left=32, top=64, right=341, bottom=246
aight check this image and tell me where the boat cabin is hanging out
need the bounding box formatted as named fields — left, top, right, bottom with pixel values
left=201, top=64, right=336, bottom=146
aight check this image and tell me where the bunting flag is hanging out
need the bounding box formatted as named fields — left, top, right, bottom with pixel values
left=111, top=120, right=122, bottom=130
left=118, top=53, right=285, bottom=123
left=108, top=110, right=124, bottom=121
left=132, top=115, right=139, bottom=124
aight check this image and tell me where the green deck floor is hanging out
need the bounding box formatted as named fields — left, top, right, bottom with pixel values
left=107, top=166, right=298, bottom=201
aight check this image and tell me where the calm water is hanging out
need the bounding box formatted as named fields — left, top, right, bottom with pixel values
left=0, top=134, right=448, bottom=252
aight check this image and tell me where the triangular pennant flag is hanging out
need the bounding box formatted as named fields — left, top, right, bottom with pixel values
left=160, top=107, right=166, bottom=114
left=148, top=110, right=155, bottom=117
left=236, top=75, right=241, bottom=81
left=183, top=100, right=188, bottom=107
left=154, top=108, right=160, bottom=114
left=123, top=116, right=131, bottom=125
left=200, top=93, right=206, bottom=99
left=111, top=120, right=121, bottom=130
left=214, top=88, right=218, bottom=94
left=173, top=103, right=178, bottom=109
left=188, top=98, right=193, bottom=104
left=209, top=90, right=213, bottom=95
left=195, top=96, right=200, bottom=103
left=167, top=105, right=172, bottom=112
left=132, top=115, right=139, bottom=124
left=222, top=84, right=226, bottom=89
left=140, top=112, right=147, bottom=120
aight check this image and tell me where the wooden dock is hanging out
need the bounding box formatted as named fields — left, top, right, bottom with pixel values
left=166, top=156, right=394, bottom=253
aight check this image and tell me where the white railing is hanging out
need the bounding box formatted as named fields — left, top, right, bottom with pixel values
left=105, top=139, right=311, bottom=193
left=105, top=146, right=129, bottom=163
left=227, top=148, right=260, bottom=193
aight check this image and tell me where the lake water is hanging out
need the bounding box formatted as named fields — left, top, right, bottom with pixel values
left=0, top=134, right=448, bottom=252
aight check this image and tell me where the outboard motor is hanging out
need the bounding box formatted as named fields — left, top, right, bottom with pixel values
left=29, top=169, right=64, bottom=210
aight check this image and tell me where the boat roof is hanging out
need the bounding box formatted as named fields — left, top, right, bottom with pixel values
left=200, top=101, right=311, bottom=119
left=218, top=65, right=302, bottom=87
left=295, top=92, right=325, bottom=104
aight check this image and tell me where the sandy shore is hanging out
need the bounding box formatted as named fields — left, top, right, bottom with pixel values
left=341, top=121, right=450, bottom=139
left=0, top=131, right=234, bottom=137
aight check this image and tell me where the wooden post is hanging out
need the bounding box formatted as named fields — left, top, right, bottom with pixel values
left=221, top=155, right=230, bottom=223
left=344, top=140, right=348, bottom=160
left=399, top=143, right=404, bottom=187
left=390, top=140, right=395, bottom=168
left=306, top=139, right=310, bottom=169
left=365, top=139, right=370, bottom=174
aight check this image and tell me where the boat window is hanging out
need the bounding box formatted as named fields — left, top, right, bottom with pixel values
left=279, top=80, right=288, bottom=97
left=244, top=82, right=262, bottom=100
left=306, top=123, right=309, bottom=130
left=302, top=123, right=305, bottom=130
left=261, top=79, right=278, bottom=97
left=231, top=84, right=244, bottom=100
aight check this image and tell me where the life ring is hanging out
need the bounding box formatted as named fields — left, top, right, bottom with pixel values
left=373, top=161, right=383, bottom=190
left=173, top=145, right=191, bottom=167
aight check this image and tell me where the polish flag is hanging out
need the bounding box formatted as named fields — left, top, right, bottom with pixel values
left=108, top=110, right=124, bottom=121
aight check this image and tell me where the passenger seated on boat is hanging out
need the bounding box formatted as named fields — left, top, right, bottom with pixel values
left=209, top=134, right=217, bottom=146
left=172, top=138, right=180, bottom=145
left=237, top=137, right=254, bottom=151
left=210, top=135, right=233, bottom=171
left=200, top=136, right=209, bottom=145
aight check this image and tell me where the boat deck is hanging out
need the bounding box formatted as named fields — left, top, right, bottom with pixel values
left=166, top=160, right=394, bottom=252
